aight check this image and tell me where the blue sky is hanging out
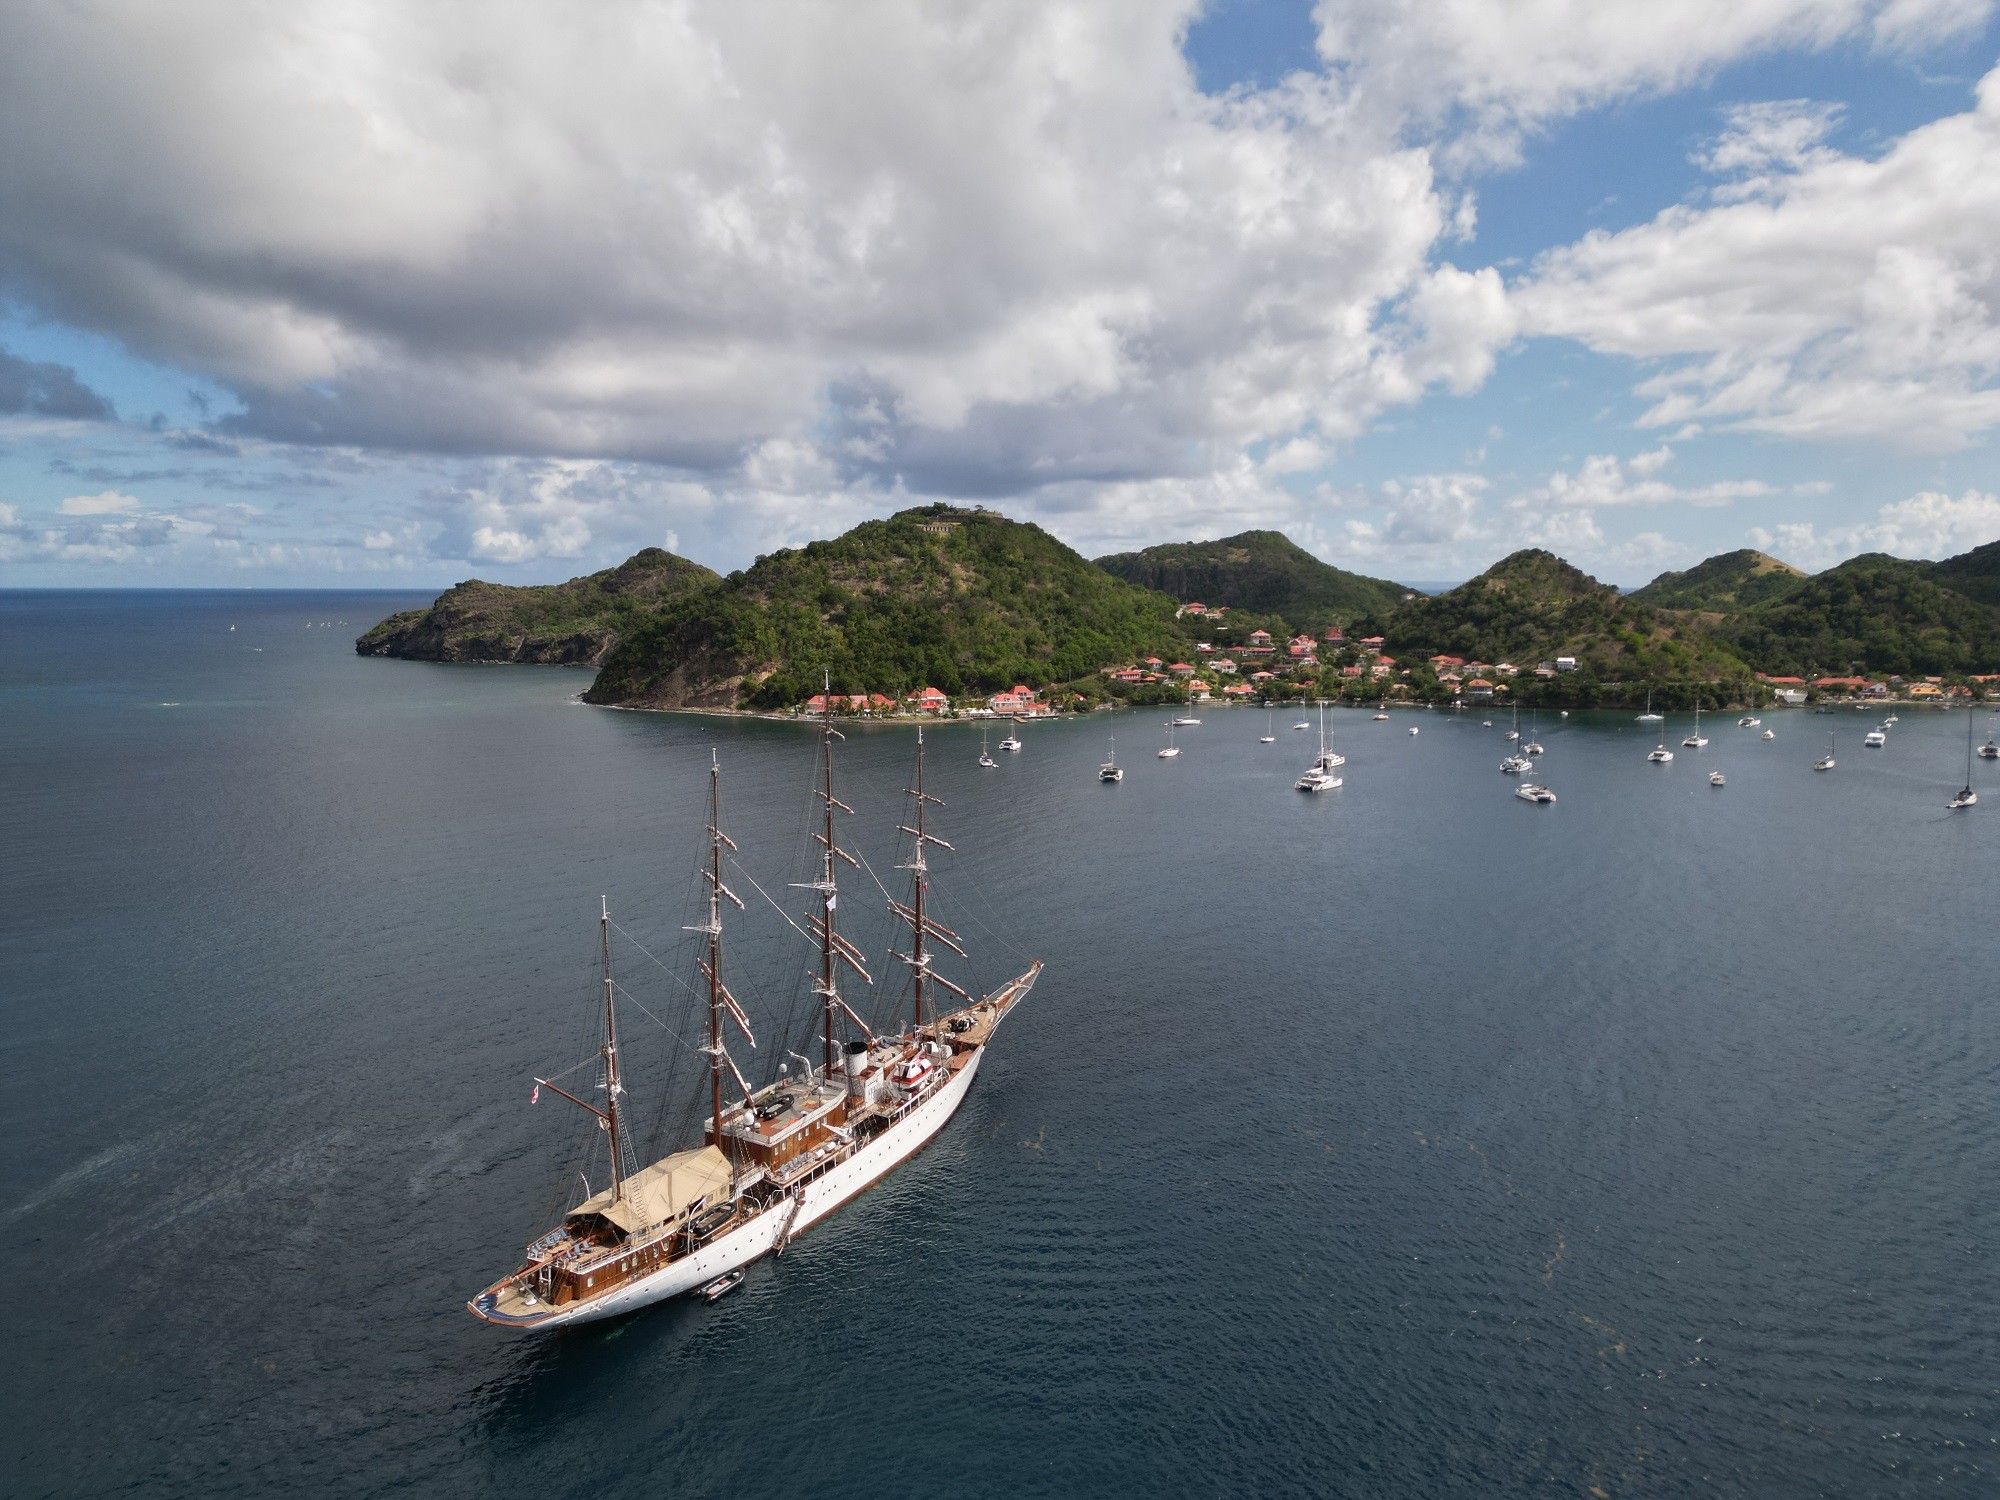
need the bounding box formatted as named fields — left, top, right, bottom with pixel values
left=3, top=0, right=1999, bottom=588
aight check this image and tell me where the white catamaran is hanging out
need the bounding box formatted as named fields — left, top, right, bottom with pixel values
left=468, top=726, right=1040, bottom=1332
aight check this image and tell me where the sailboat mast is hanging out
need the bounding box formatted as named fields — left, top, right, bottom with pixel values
left=599, top=897, right=626, bottom=1205
left=706, top=755, right=725, bottom=1147
left=911, top=731, right=928, bottom=1031
left=819, top=699, right=840, bottom=1078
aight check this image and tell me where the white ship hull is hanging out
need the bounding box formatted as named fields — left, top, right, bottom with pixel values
left=494, top=1045, right=988, bottom=1331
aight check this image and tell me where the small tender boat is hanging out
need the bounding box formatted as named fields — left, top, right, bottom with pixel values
left=701, top=1269, right=745, bottom=1302
left=1738, top=716, right=1761, bottom=728
left=1709, top=771, right=1726, bottom=787
left=1482, top=720, right=1493, bottom=727
left=1408, top=726, right=1419, bottom=736
left=1373, top=712, right=1389, bottom=721
left=1762, top=729, right=1776, bottom=740
left=1514, top=782, right=1556, bottom=804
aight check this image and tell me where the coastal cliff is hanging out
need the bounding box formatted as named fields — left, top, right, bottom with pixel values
left=355, top=548, right=719, bottom=666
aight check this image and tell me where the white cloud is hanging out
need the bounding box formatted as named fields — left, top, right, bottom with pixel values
left=1749, top=487, right=2000, bottom=568
left=1517, top=65, right=2000, bottom=451
left=0, top=0, right=1503, bottom=506
left=1695, top=99, right=1844, bottom=191
left=1311, top=0, right=1990, bottom=164
left=57, top=489, right=141, bottom=515
left=1518, top=450, right=1777, bottom=511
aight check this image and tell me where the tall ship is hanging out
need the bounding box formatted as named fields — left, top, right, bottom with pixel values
left=468, top=719, right=1040, bottom=1332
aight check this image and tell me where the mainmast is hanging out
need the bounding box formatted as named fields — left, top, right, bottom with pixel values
left=796, top=679, right=872, bottom=1079
left=693, top=751, right=751, bottom=1145
left=599, top=897, right=626, bottom=1203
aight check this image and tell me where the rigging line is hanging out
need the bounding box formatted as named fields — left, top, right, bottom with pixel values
left=726, top=856, right=822, bottom=952
left=609, top=979, right=705, bottom=1056
left=607, top=918, right=708, bottom=1006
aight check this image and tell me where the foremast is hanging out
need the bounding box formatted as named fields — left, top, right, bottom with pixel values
left=893, top=730, right=972, bottom=1032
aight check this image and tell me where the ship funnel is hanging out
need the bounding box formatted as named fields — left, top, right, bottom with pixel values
left=844, top=1040, right=869, bottom=1098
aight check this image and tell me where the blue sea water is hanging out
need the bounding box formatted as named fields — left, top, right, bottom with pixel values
left=4, top=589, right=1999, bottom=1498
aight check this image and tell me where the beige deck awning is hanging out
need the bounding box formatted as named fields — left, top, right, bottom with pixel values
left=567, top=1144, right=733, bottom=1234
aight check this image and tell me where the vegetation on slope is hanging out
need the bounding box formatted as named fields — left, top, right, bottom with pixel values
left=356, top=548, right=719, bottom=666
left=1093, top=530, right=1407, bottom=628
left=1629, top=549, right=1806, bottom=612
left=585, top=505, right=1187, bottom=710
left=1363, top=550, right=1762, bottom=706
left=1930, top=538, right=2000, bottom=609
left=1721, top=553, right=2000, bottom=677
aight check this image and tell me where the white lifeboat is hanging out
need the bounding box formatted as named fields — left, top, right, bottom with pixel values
left=889, top=1054, right=936, bottom=1091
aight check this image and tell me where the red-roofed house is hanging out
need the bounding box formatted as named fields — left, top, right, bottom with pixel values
left=905, top=686, right=949, bottom=713
left=989, top=684, right=1049, bottom=714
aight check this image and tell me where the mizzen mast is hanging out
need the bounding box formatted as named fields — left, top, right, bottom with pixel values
left=598, top=897, right=627, bottom=1203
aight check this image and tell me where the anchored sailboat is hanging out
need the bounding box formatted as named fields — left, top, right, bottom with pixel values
left=1950, top=706, right=1978, bottom=809
left=467, top=725, right=1041, bottom=1332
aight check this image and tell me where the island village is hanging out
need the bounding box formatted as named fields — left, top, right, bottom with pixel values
left=797, top=603, right=1999, bottom=720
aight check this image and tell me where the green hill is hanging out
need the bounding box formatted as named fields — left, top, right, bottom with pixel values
left=1724, top=553, right=2000, bottom=677
left=355, top=548, right=720, bottom=666
left=585, top=505, right=1186, bottom=710
left=1629, top=549, right=1806, bottom=612
left=1375, top=549, right=1758, bottom=701
left=1093, top=530, right=1406, bottom=628
left=1930, top=538, right=2000, bottom=609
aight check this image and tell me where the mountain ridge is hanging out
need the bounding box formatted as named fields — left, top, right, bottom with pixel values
left=1093, top=529, right=1407, bottom=627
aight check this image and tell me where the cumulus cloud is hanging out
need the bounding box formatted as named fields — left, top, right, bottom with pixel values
left=1517, top=65, right=2000, bottom=451
left=1748, top=487, right=2000, bottom=567
left=0, top=0, right=1498, bottom=503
